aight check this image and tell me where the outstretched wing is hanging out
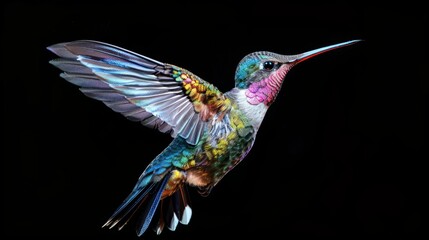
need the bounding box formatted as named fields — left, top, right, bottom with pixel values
left=48, top=40, right=231, bottom=145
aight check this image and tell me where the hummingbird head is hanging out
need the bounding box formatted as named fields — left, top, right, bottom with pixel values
left=234, top=40, right=361, bottom=106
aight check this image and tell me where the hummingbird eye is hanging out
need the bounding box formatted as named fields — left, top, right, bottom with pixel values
left=262, top=61, right=275, bottom=70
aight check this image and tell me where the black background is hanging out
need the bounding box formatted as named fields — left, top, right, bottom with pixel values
left=2, top=1, right=427, bottom=238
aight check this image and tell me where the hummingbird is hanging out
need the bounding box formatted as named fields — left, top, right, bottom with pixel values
left=47, top=39, right=360, bottom=236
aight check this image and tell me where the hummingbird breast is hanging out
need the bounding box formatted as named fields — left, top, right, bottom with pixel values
left=185, top=101, right=258, bottom=189
left=226, top=88, right=269, bottom=130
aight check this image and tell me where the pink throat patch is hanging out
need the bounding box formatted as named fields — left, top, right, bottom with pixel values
left=245, top=65, right=290, bottom=105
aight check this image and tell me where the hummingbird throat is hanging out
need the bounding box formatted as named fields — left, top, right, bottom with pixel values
left=245, top=65, right=290, bottom=106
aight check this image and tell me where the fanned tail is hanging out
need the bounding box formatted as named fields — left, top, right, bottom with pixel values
left=102, top=172, right=170, bottom=236
left=102, top=171, right=193, bottom=236
left=154, top=184, right=192, bottom=235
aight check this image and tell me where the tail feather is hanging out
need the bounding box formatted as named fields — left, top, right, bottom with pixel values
left=166, top=197, right=179, bottom=231
left=136, top=172, right=172, bottom=236
left=102, top=175, right=154, bottom=229
left=178, top=184, right=192, bottom=225
left=155, top=184, right=192, bottom=234
left=171, top=184, right=192, bottom=225
left=103, top=171, right=193, bottom=236
left=171, top=189, right=183, bottom=223
left=154, top=200, right=166, bottom=235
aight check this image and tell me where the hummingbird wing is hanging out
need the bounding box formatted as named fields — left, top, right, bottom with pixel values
left=48, top=40, right=231, bottom=145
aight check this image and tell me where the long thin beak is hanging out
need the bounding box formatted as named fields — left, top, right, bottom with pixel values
left=285, top=39, right=362, bottom=64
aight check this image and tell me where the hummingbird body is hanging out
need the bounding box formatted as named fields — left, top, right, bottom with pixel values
left=48, top=39, right=360, bottom=236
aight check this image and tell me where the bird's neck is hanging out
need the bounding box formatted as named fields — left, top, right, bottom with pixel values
left=245, top=65, right=290, bottom=106
left=226, top=88, right=269, bottom=130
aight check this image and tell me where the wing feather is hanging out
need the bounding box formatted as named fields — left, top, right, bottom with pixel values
left=50, top=59, right=93, bottom=74
left=60, top=73, right=110, bottom=89
left=48, top=40, right=231, bottom=145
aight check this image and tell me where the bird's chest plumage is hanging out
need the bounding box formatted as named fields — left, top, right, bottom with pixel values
left=187, top=104, right=256, bottom=186
left=186, top=89, right=268, bottom=187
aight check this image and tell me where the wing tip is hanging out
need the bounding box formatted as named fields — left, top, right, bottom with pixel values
left=47, top=40, right=98, bottom=58
left=48, top=58, right=61, bottom=66
left=46, top=43, right=62, bottom=53
left=47, top=42, right=76, bottom=58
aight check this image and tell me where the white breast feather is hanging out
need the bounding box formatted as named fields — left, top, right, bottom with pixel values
left=229, top=88, right=268, bottom=130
